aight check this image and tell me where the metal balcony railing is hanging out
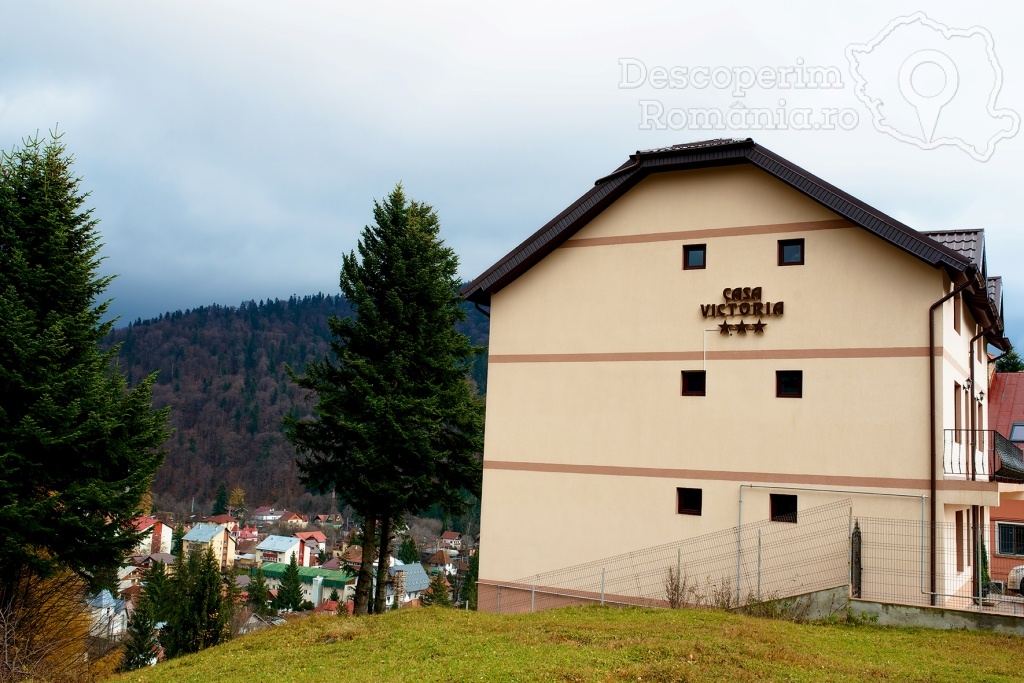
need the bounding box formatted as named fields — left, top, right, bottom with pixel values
left=943, top=429, right=1024, bottom=482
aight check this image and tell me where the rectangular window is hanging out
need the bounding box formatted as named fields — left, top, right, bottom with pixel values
left=977, top=403, right=984, bottom=451
left=770, top=494, right=798, bottom=523
left=778, top=238, right=804, bottom=266
left=954, top=382, right=962, bottom=444
left=683, top=244, right=706, bottom=270
left=997, top=522, right=1024, bottom=556
left=1009, top=423, right=1024, bottom=442
left=676, top=487, right=702, bottom=515
left=682, top=370, right=706, bottom=396
left=953, top=293, right=961, bottom=334
left=956, top=510, right=964, bottom=572
left=776, top=370, right=802, bottom=398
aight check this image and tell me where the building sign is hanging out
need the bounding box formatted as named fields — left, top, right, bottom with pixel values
left=700, top=287, right=783, bottom=334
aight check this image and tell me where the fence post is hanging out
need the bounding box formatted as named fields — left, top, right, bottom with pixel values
left=531, top=584, right=535, bottom=613
left=497, top=586, right=501, bottom=614
left=851, top=520, right=862, bottom=599
left=757, top=529, right=762, bottom=601
left=601, top=568, right=605, bottom=606
left=676, top=547, right=681, bottom=599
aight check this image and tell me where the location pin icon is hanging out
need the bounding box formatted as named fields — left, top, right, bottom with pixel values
left=898, top=50, right=959, bottom=142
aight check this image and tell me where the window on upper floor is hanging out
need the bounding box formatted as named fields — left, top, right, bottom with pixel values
left=953, top=292, right=962, bottom=334
left=677, top=487, right=702, bottom=516
left=776, top=370, right=802, bottom=398
left=1010, top=423, right=1024, bottom=442
left=953, top=381, right=962, bottom=444
left=778, top=239, right=804, bottom=266
left=682, top=370, right=706, bottom=396
left=683, top=244, right=706, bottom=270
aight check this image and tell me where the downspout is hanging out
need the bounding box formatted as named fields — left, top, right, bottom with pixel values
left=929, top=275, right=974, bottom=606
left=968, top=324, right=992, bottom=604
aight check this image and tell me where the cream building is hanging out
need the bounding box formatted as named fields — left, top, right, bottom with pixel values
left=461, top=139, right=1024, bottom=611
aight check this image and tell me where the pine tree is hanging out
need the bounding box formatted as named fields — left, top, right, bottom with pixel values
left=0, top=133, right=169, bottom=595
left=329, top=587, right=340, bottom=602
left=398, top=537, right=420, bottom=565
left=164, top=547, right=230, bottom=658
left=212, top=483, right=228, bottom=516
left=421, top=571, right=452, bottom=608
left=285, top=185, right=485, bottom=615
left=996, top=348, right=1024, bottom=373
left=277, top=554, right=303, bottom=612
left=120, top=599, right=157, bottom=671
left=171, top=525, right=185, bottom=556
left=247, top=566, right=271, bottom=616
left=144, top=560, right=171, bottom=623
left=464, top=551, right=479, bottom=610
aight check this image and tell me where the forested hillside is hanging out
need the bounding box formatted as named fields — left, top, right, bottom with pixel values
left=105, top=294, right=489, bottom=515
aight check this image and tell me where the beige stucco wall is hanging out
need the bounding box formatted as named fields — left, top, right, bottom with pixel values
left=478, top=163, right=996, bottom=602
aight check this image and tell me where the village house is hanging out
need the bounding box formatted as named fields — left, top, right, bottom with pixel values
left=203, top=514, right=239, bottom=532
left=986, top=371, right=1024, bottom=592
left=182, top=522, right=236, bottom=570
left=251, top=506, right=283, bottom=525
left=278, top=511, right=309, bottom=528
left=384, top=561, right=431, bottom=609
left=461, top=138, right=1024, bottom=611
left=259, top=563, right=356, bottom=607
left=439, top=530, right=462, bottom=551
left=256, top=534, right=308, bottom=566
left=132, top=516, right=171, bottom=556
left=294, top=530, right=328, bottom=555
left=426, top=549, right=456, bottom=576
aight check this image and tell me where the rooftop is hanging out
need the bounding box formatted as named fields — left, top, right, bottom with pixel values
left=257, top=535, right=301, bottom=553
left=183, top=523, right=227, bottom=544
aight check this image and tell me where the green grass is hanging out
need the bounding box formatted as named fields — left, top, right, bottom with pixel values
left=115, top=606, right=1021, bottom=682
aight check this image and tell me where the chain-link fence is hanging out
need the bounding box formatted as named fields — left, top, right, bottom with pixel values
left=481, top=500, right=1024, bottom=618
left=485, top=499, right=852, bottom=614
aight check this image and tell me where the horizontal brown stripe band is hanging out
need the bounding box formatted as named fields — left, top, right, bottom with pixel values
left=489, top=347, right=933, bottom=364
left=484, top=460, right=998, bottom=492
left=561, top=218, right=854, bottom=249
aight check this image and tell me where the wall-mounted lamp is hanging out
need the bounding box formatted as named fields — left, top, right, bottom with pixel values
left=965, top=378, right=973, bottom=391
left=978, top=390, right=985, bottom=402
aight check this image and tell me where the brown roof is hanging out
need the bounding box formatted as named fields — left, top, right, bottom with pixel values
left=320, top=557, right=342, bottom=570
left=440, top=531, right=461, bottom=540
left=461, top=138, right=1008, bottom=350
left=988, top=373, right=1024, bottom=436
left=427, top=549, right=453, bottom=565
left=294, top=531, right=327, bottom=543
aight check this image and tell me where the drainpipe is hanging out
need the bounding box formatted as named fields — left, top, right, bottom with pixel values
left=929, top=275, right=974, bottom=606
left=968, top=324, right=991, bottom=604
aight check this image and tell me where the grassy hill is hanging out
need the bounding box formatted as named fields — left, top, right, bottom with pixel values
left=116, top=606, right=1019, bottom=682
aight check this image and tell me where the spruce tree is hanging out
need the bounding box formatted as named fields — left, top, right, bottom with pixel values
left=398, top=536, right=420, bottom=565
left=120, top=599, right=157, bottom=671
left=277, top=554, right=303, bottom=612
left=464, top=551, right=479, bottom=610
left=0, top=133, right=169, bottom=596
left=144, top=560, right=171, bottom=623
left=164, top=547, right=230, bottom=658
left=212, top=483, right=228, bottom=516
left=247, top=566, right=271, bottom=616
left=421, top=571, right=452, bottom=608
left=171, top=525, right=185, bottom=556
left=285, top=185, right=484, bottom=615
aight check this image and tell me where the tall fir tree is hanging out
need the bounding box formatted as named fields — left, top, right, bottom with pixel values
left=464, top=551, right=479, bottom=611
left=285, top=185, right=484, bottom=615
left=164, top=547, right=230, bottom=658
left=144, top=560, right=171, bottom=623
left=212, top=483, right=228, bottom=516
left=171, top=525, right=185, bottom=556
left=276, top=554, right=303, bottom=612
left=421, top=571, right=452, bottom=608
left=0, top=133, right=169, bottom=597
left=120, top=598, right=157, bottom=671
left=397, top=536, right=420, bottom=565
left=247, top=566, right=271, bottom=616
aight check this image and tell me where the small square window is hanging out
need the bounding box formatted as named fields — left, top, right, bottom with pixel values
left=778, top=238, right=804, bottom=266
left=770, top=494, right=798, bottom=523
left=683, top=244, right=706, bottom=270
left=776, top=370, right=802, bottom=398
left=682, top=370, right=706, bottom=396
left=677, top=487, right=702, bottom=515
left=1010, top=423, right=1024, bottom=442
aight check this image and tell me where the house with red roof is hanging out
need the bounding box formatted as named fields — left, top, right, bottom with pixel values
left=132, top=516, right=171, bottom=556
left=203, top=514, right=239, bottom=532
left=986, top=371, right=1024, bottom=591
left=439, top=531, right=462, bottom=551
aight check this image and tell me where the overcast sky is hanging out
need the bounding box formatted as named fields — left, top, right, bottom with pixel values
left=3, top=1, right=1023, bottom=342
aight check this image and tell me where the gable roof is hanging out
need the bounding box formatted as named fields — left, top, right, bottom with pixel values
left=461, top=139, right=1008, bottom=350
left=183, top=523, right=226, bottom=544
left=427, top=549, right=453, bottom=565
left=440, top=531, right=461, bottom=540
left=133, top=516, right=159, bottom=532
left=257, top=535, right=301, bottom=553
left=391, top=562, right=430, bottom=593
left=294, top=531, right=327, bottom=543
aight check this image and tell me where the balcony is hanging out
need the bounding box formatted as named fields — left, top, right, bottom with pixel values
left=943, top=430, right=1024, bottom=482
